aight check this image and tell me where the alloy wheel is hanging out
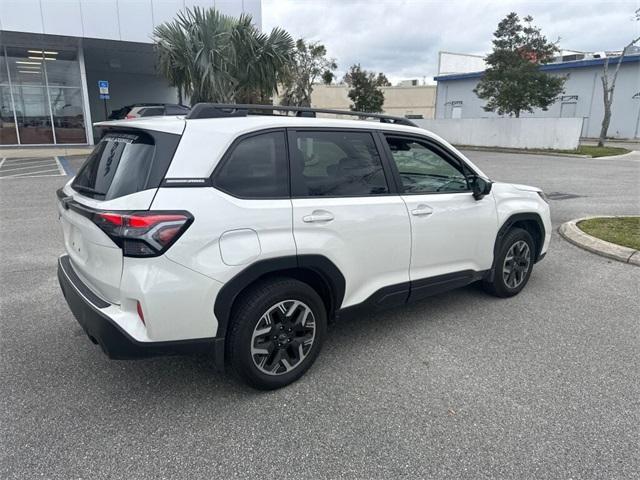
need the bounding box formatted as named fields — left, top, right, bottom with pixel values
left=250, top=300, right=316, bottom=375
left=502, top=240, right=531, bottom=289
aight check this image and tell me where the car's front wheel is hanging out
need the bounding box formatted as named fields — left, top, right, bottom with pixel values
left=227, top=278, right=327, bottom=390
left=483, top=227, right=535, bottom=298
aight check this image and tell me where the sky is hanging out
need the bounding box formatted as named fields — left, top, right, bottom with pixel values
left=262, top=0, right=640, bottom=85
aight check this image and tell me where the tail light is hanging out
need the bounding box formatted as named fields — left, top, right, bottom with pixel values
left=125, top=114, right=136, bottom=119
left=91, top=211, right=193, bottom=257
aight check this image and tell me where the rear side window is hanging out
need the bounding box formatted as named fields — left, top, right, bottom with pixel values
left=139, top=107, right=164, bottom=117
left=213, top=131, right=288, bottom=198
left=290, top=131, right=389, bottom=197
left=73, top=130, right=180, bottom=200
left=165, top=105, right=190, bottom=115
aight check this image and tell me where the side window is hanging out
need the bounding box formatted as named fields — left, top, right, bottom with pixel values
left=139, top=107, right=164, bottom=117
left=385, top=136, right=469, bottom=194
left=165, top=105, right=189, bottom=115
left=291, top=131, right=389, bottom=197
left=213, top=131, right=288, bottom=198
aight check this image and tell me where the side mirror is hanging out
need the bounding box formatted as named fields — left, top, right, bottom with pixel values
left=471, top=176, right=492, bottom=200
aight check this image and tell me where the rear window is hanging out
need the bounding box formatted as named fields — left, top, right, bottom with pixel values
left=72, top=132, right=157, bottom=200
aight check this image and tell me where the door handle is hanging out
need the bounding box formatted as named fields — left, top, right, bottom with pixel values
left=411, top=204, right=434, bottom=216
left=302, top=210, right=334, bottom=223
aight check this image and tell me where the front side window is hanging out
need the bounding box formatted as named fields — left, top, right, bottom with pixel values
left=291, top=131, right=388, bottom=197
left=385, top=136, right=469, bottom=194
left=214, top=131, right=288, bottom=198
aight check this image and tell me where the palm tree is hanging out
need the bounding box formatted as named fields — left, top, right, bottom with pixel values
left=154, top=7, right=294, bottom=105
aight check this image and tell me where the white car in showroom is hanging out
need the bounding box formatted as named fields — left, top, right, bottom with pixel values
left=57, top=104, right=551, bottom=389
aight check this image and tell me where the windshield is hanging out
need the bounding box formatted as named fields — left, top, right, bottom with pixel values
left=72, top=132, right=155, bottom=200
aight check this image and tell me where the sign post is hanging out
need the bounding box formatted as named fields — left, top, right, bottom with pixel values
left=98, top=80, right=110, bottom=120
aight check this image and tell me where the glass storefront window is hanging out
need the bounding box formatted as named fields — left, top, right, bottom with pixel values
left=0, top=50, right=8, bottom=84
left=0, top=43, right=87, bottom=145
left=0, top=86, right=19, bottom=144
left=12, top=85, right=54, bottom=144
left=42, top=49, right=81, bottom=87
left=49, top=87, right=86, bottom=143
left=6, top=46, right=48, bottom=86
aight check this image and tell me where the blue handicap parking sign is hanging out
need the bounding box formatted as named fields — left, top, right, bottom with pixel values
left=98, top=80, right=109, bottom=94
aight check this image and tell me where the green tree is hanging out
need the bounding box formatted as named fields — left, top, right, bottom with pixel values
left=474, top=12, right=565, bottom=117
left=343, top=64, right=389, bottom=113
left=280, top=39, right=337, bottom=107
left=154, top=7, right=294, bottom=104
left=321, top=70, right=335, bottom=85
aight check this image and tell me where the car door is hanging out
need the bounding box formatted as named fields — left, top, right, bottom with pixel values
left=288, top=129, right=411, bottom=309
left=381, top=134, right=498, bottom=296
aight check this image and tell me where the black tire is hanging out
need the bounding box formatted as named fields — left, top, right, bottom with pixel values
left=483, top=228, right=535, bottom=298
left=226, top=277, right=327, bottom=390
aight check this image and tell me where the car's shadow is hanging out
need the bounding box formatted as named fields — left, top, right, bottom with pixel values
left=69, top=282, right=492, bottom=400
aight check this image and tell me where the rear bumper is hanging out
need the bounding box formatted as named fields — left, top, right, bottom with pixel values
left=58, top=255, right=225, bottom=363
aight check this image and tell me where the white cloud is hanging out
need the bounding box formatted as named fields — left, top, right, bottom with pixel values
left=263, top=0, right=640, bottom=84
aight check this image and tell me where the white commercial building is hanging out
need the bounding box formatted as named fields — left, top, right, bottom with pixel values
left=435, top=51, right=640, bottom=139
left=0, top=0, right=261, bottom=146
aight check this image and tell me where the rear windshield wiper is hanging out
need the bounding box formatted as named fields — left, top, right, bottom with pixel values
left=72, top=184, right=106, bottom=196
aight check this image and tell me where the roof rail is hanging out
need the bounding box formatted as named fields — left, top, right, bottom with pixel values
left=185, top=103, right=419, bottom=127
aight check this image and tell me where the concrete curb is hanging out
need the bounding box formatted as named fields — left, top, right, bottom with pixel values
left=0, top=147, right=93, bottom=159
left=559, top=216, right=640, bottom=266
left=593, top=150, right=639, bottom=160
left=455, top=145, right=589, bottom=158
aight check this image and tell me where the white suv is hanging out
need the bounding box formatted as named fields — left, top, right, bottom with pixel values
left=57, top=104, right=551, bottom=389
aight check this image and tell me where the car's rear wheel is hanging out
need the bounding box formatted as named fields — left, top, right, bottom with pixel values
left=483, top=228, right=535, bottom=298
left=227, top=278, right=326, bottom=390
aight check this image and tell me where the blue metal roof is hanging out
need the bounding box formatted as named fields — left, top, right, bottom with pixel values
left=434, top=54, right=640, bottom=82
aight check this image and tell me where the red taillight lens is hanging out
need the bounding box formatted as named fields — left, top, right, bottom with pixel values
left=97, top=212, right=124, bottom=226
left=127, top=214, right=187, bottom=228
left=91, top=211, right=192, bottom=257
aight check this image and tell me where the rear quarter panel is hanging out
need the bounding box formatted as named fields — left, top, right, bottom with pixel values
left=150, top=187, right=296, bottom=284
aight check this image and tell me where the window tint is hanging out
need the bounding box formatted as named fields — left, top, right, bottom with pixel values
left=385, top=136, right=469, bottom=194
left=72, top=132, right=155, bottom=200
left=214, top=131, right=288, bottom=198
left=165, top=105, right=190, bottom=115
left=139, top=107, right=164, bottom=117
left=291, top=131, right=388, bottom=197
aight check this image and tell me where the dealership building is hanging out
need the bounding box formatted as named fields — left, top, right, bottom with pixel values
left=0, top=0, right=261, bottom=146
left=435, top=51, right=640, bottom=139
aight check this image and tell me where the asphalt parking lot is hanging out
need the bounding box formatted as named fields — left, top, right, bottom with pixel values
left=1, top=150, right=639, bottom=479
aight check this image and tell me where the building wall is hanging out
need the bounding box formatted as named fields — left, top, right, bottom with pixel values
left=0, top=0, right=262, bottom=42
left=86, top=69, right=179, bottom=122
left=435, top=59, right=640, bottom=138
left=1, top=1, right=261, bottom=144
left=302, top=84, right=436, bottom=119
left=415, top=117, right=584, bottom=150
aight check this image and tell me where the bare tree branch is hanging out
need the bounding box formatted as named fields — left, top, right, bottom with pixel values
left=598, top=11, right=640, bottom=146
left=609, top=35, right=640, bottom=93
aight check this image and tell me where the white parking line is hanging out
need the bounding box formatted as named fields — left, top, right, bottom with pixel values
left=1, top=173, right=63, bottom=179
left=0, top=156, right=66, bottom=179
left=54, top=156, right=66, bottom=175
left=0, top=161, right=58, bottom=172
left=6, top=168, right=61, bottom=177
left=2, top=157, right=55, bottom=163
